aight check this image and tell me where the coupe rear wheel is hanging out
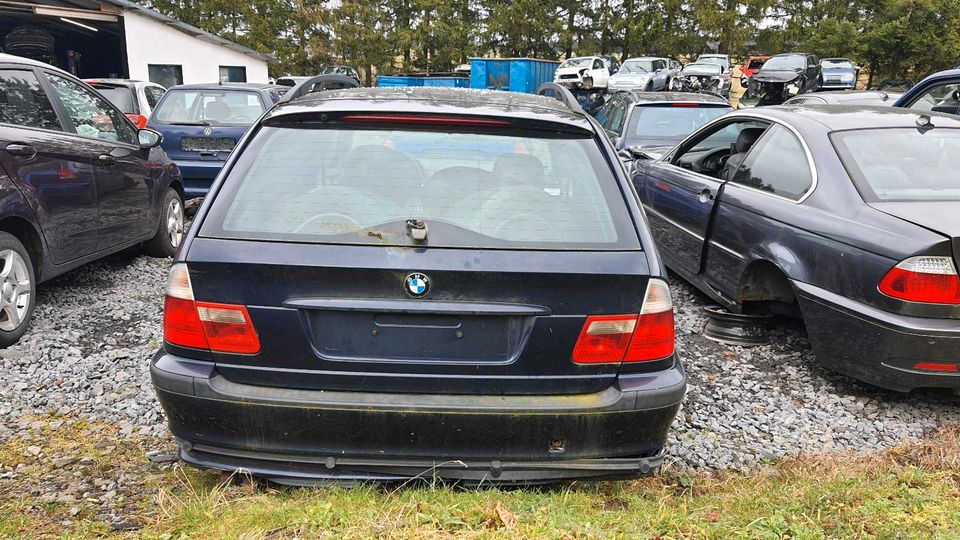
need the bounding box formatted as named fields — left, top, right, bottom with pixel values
left=144, top=187, right=185, bottom=258
left=0, top=233, right=35, bottom=348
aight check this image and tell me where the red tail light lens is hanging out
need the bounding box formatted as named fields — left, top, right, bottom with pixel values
left=572, top=280, right=675, bottom=364
left=125, top=113, right=148, bottom=128
left=879, top=256, right=960, bottom=304
left=572, top=315, right=637, bottom=363
left=625, top=280, right=675, bottom=362
left=163, top=264, right=260, bottom=354
left=913, top=362, right=958, bottom=373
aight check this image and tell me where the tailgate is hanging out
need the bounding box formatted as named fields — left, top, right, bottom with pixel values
left=184, top=238, right=651, bottom=396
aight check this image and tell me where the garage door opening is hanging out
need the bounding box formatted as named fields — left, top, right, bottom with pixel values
left=0, top=9, right=126, bottom=78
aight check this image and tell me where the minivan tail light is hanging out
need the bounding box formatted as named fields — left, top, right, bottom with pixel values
left=572, top=280, right=675, bottom=364
left=163, top=264, right=261, bottom=354
left=879, top=256, right=960, bottom=304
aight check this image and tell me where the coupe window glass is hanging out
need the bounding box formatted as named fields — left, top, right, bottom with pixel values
left=559, top=58, right=592, bottom=68
left=628, top=106, right=731, bottom=141
left=621, top=60, right=653, bottom=73
left=731, top=124, right=812, bottom=200
left=152, top=90, right=264, bottom=126
left=202, top=125, right=637, bottom=249
left=822, top=59, right=853, bottom=69
left=747, top=59, right=767, bottom=69
left=0, top=69, right=61, bottom=130
left=832, top=128, right=960, bottom=201
left=763, top=56, right=806, bottom=70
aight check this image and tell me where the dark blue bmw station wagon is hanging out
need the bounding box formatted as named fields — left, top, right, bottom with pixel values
left=151, top=84, right=685, bottom=484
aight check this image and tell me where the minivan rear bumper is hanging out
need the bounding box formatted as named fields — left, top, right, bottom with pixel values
left=151, top=352, right=686, bottom=485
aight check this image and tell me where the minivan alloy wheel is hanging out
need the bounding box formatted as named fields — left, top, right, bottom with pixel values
left=167, top=198, right=184, bottom=248
left=0, top=250, right=31, bottom=331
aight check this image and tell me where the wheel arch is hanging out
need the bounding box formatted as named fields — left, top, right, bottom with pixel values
left=737, top=258, right=800, bottom=316
left=0, top=216, right=44, bottom=278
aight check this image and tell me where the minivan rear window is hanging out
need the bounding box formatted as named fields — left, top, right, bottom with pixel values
left=201, top=125, right=639, bottom=249
left=832, top=127, right=960, bottom=201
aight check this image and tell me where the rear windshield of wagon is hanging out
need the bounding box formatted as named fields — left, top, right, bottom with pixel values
left=199, top=123, right=641, bottom=250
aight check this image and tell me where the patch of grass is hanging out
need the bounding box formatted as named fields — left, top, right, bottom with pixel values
left=3, top=423, right=960, bottom=539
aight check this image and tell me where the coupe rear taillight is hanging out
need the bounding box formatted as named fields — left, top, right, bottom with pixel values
left=572, top=280, right=675, bottom=364
left=163, top=264, right=260, bottom=354
left=125, top=113, right=148, bottom=129
left=878, top=256, right=960, bottom=305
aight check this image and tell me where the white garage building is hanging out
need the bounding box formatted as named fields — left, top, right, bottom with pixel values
left=0, top=0, right=271, bottom=86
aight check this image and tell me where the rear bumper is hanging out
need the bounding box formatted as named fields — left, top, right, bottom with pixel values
left=171, top=159, right=225, bottom=197
left=795, top=281, right=960, bottom=392
left=151, top=352, right=686, bottom=484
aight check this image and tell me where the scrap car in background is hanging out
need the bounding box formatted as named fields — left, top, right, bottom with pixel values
left=894, top=69, right=960, bottom=116
left=819, top=58, right=859, bottom=90
left=608, top=57, right=674, bottom=92
left=676, top=63, right=730, bottom=97
left=554, top=56, right=618, bottom=90
left=596, top=91, right=732, bottom=160
left=627, top=105, right=960, bottom=392
left=784, top=90, right=901, bottom=106
left=86, top=79, right=167, bottom=128
left=745, top=53, right=822, bottom=105
left=695, top=54, right=731, bottom=75
left=0, top=53, right=185, bottom=346
left=151, top=83, right=685, bottom=485
left=148, top=82, right=288, bottom=198
left=740, top=55, right=769, bottom=80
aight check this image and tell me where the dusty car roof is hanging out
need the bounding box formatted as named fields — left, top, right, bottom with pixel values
left=169, top=83, right=278, bottom=91
left=745, top=105, right=960, bottom=131
left=804, top=90, right=901, bottom=103
left=268, top=87, right=590, bottom=128
left=626, top=91, right=730, bottom=105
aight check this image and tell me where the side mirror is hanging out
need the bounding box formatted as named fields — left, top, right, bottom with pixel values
left=619, top=145, right=653, bottom=161
left=138, top=128, right=162, bottom=149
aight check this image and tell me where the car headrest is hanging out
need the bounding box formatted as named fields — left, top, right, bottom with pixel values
left=493, top=154, right=546, bottom=185
left=734, top=127, right=767, bottom=153
left=203, top=100, right=232, bottom=122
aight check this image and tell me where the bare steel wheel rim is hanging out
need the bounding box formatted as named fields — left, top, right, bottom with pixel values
left=0, top=250, right=30, bottom=332
left=167, top=198, right=184, bottom=248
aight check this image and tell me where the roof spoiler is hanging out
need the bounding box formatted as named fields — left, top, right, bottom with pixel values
left=279, top=74, right=360, bottom=103
left=535, top=83, right=585, bottom=114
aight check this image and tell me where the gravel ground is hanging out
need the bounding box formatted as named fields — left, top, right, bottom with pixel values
left=1, top=254, right=959, bottom=472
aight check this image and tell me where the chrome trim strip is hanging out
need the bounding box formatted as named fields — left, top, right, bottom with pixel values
left=708, top=239, right=746, bottom=260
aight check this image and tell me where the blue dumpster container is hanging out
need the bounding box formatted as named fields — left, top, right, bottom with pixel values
left=376, top=75, right=469, bottom=88
left=469, top=58, right=560, bottom=93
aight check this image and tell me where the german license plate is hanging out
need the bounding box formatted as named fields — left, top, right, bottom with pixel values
left=181, top=137, right=236, bottom=153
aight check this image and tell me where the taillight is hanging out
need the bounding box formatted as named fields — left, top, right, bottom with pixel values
left=878, top=256, right=960, bottom=304
left=913, top=362, right=958, bottom=373
left=572, top=280, right=675, bottom=364
left=163, top=264, right=260, bottom=354
left=125, top=113, right=148, bottom=128
left=625, top=280, right=675, bottom=362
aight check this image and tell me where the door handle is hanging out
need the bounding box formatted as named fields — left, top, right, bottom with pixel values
left=698, top=188, right=714, bottom=203
left=98, top=154, right=116, bottom=166
left=5, top=143, right=36, bottom=158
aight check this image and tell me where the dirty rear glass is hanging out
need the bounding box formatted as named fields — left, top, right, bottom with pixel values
left=832, top=128, right=960, bottom=201
left=201, top=124, right=638, bottom=249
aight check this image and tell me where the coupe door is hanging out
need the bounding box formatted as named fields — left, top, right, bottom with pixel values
left=635, top=119, right=769, bottom=275
left=0, top=67, right=99, bottom=263
left=43, top=73, right=155, bottom=250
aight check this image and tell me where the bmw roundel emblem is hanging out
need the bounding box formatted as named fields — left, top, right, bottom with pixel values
left=405, top=273, right=430, bottom=297
left=203, top=127, right=213, bottom=136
